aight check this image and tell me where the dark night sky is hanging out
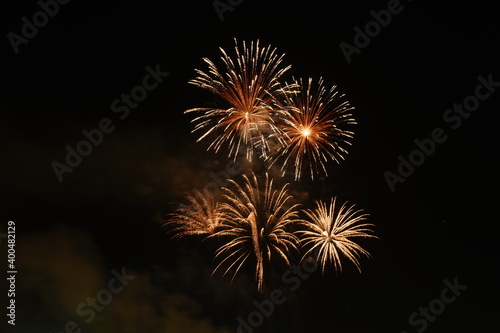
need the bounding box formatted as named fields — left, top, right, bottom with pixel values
left=1, top=0, right=499, bottom=332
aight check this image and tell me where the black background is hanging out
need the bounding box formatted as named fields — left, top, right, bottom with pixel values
left=1, top=0, right=499, bottom=332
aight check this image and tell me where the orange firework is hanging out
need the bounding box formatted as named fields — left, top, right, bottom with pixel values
left=165, top=190, right=224, bottom=239
left=270, top=77, right=356, bottom=180
left=213, top=173, right=302, bottom=293
left=185, top=39, right=294, bottom=161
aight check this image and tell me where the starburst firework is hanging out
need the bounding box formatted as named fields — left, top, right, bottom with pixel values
left=185, top=39, right=294, bottom=161
left=213, top=173, right=302, bottom=293
left=299, top=197, right=376, bottom=274
left=270, top=77, right=356, bottom=180
left=166, top=40, right=378, bottom=294
left=165, top=190, right=224, bottom=239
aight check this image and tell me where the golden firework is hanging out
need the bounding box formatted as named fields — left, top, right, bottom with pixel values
left=186, top=39, right=294, bottom=161
left=165, top=190, right=224, bottom=239
left=299, top=197, right=376, bottom=274
left=271, top=77, right=356, bottom=180
left=213, top=173, right=302, bottom=293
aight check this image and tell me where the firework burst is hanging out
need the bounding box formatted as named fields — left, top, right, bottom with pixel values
left=185, top=39, right=294, bottom=161
left=167, top=40, right=377, bottom=293
left=165, top=190, right=224, bottom=239
left=270, top=77, right=356, bottom=180
left=299, top=197, right=376, bottom=274
left=213, top=173, right=302, bottom=293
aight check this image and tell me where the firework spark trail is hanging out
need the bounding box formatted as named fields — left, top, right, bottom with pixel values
left=270, top=77, right=356, bottom=180
left=164, top=183, right=377, bottom=291
left=185, top=39, right=295, bottom=161
left=299, top=197, right=377, bottom=274
left=169, top=42, right=376, bottom=292
left=164, top=190, right=224, bottom=239
left=212, top=173, right=303, bottom=293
